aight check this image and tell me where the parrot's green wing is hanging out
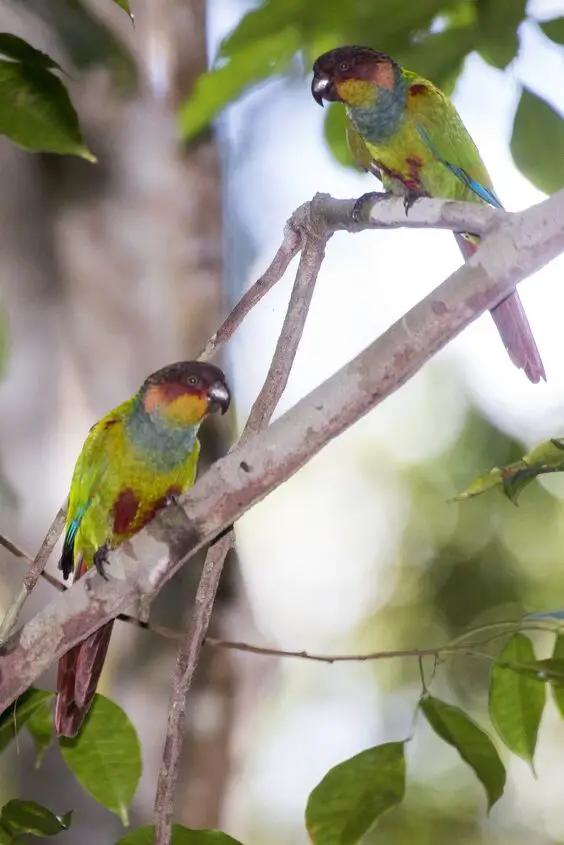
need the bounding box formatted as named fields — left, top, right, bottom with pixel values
left=60, top=397, right=134, bottom=578
left=404, top=71, right=503, bottom=208
left=347, top=122, right=382, bottom=177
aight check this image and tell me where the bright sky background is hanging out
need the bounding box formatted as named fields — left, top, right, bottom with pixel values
left=207, top=3, right=564, bottom=841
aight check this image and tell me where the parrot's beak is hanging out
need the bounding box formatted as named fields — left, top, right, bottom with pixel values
left=207, top=381, right=231, bottom=415
left=311, top=74, right=337, bottom=106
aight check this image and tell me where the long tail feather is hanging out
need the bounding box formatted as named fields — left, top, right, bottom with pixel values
left=55, top=558, right=115, bottom=738
left=55, top=621, right=114, bottom=738
left=454, top=233, right=546, bottom=383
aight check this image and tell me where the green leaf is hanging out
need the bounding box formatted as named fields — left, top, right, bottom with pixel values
left=112, top=0, right=134, bottom=19
left=420, top=696, right=506, bottom=810
left=453, top=438, right=564, bottom=503
left=26, top=698, right=55, bottom=767
left=179, top=27, right=300, bottom=140
left=539, top=17, right=564, bottom=45
left=0, top=799, right=72, bottom=838
left=0, top=34, right=62, bottom=72
left=305, top=742, right=406, bottom=845
left=551, top=634, right=564, bottom=717
left=59, top=694, right=141, bottom=825
left=115, top=827, right=244, bottom=845
left=477, top=0, right=527, bottom=68
left=0, top=688, right=53, bottom=754
left=218, top=0, right=305, bottom=58
left=504, top=658, right=564, bottom=684
left=511, top=88, right=564, bottom=195
left=489, top=634, right=545, bottom=765
left=0, top=60, right=95, bottom=160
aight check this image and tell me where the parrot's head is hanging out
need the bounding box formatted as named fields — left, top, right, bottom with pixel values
left=311, top=46, right=398, bottom=109
left=140, top=361, right=231, bottom=427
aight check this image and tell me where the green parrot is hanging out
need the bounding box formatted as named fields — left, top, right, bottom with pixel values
left=55, top=361, right=230, bottom=737
left=311, top=46, right=545, bottom=383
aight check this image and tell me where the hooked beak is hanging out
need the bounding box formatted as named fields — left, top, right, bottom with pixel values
left=207, top=380, right=231, bottom=415
left=311, top=74, right=337, bottom=106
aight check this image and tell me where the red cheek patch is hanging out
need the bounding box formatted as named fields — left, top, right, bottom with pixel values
left=372, top=62, right=395, bottom=90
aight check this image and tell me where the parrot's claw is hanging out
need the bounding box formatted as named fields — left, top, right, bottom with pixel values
left=403, top=190, right=428, bottom=216
left=93, top=544, right=110, bottom=581
left=351, top=191, right=392, bottom=224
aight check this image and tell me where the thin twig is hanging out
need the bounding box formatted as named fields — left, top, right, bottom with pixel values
left=153, top=214, right=325, bottom=844
left=0, top=534, right=558, bottom=660
left=197, top=223, right=302, bottom=362
left=0, top=506, right=66, bottom=644
left=0, top=535, right=558, bottom=659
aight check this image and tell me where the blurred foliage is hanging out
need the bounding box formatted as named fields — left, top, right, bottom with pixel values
left=511, top=88, right=564, bottom=196
left=475, top=0, right=527, bottom=69
left=182, top=0, right=564, bottom=194
left=18, top=0, right=136, bottom=87
left=348, top=398, right=564, bottom=845
left=454, top=437, right=564, bottom=504
left=0, top=0, right=133, bottom=159
left=0, top=799, right=72, bottom=841
left=302, top=623, right=564, bottom=841
left=540, top=17, right=564, bottom=45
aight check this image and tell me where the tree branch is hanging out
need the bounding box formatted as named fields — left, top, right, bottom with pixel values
left=196, top=194, right=503, bottom=364
left=0, top=506, right=67, bottom=644
left=0, top=193, right=527, bottom=642
left=1, top=190, right=563, bottom=714
left=153, top=216, right=324, bottom=842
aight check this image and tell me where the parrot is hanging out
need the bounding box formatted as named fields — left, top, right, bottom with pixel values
left=54, top=360, right=231, bottom=738
left=311, top=45, right=545, bottom=383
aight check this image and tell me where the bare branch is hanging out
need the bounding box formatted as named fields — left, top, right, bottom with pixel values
left=197, top=195, right=503, bottom=364
left=1, top=190, right=563, bottom=714
left=197, top=222, right=302, bottom=362
left=0, top=194, right=510, bottom=643
left=154, top=208, right=325, bottom=843
left=0, top=506, right=67, bottom=644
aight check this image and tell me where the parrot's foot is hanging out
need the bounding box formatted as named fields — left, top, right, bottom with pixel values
left=403, top=190, right=429, bottom=216
left=351, top=191, right=392, bottom=223
left=93, top=544, right=110, bottom=581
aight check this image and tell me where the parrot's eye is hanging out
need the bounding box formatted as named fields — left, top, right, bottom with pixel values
left=338, top=61, right=350, bottom=72
left=187, top=376, right=198, bottom=386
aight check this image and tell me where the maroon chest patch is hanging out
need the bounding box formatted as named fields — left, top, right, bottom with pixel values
left=113, top=488, right=140, bottom=536
left=113, top=484, right=183, bottom=537
left=409, top=83, right=427, bottom=97
left=378, top=155, right=424, bottom=194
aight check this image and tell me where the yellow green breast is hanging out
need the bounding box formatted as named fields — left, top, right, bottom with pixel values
left=67, top=407, right=200, bottom=568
